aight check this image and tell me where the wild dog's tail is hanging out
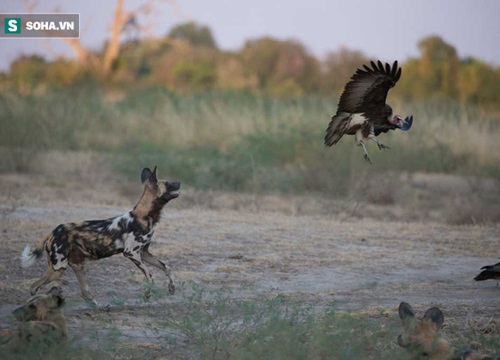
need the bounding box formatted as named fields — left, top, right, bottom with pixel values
left=21, top=233, right=51, bottom=268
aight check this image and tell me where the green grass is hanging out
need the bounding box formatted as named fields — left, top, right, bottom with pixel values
left=156, top=282, right=500, bottom=359
left=107, top=283, right=500, bottom=359
left=5, top=282, right=496, bottom=360
left=1, top=86, right=499, bottom=197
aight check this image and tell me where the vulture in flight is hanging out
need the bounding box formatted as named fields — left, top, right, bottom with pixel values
left=474, top=261, right=500, bottom=283
left=324, top=60, right=413, bottom=163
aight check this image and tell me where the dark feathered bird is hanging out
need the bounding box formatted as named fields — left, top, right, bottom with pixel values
left=324, top=60, right=413, bottom=163
left=474, top=261, right=500, bottom=282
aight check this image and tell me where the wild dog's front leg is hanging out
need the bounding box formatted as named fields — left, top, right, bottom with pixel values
left=141, top=245, right=175, bottom=295
left=123, top=249, right=154, bottom=298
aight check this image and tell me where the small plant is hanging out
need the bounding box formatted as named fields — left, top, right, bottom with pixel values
left=137, top=282, right=407, bottom=359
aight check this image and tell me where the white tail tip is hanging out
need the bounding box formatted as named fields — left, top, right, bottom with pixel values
left=21, top=245, right=35, bottom=268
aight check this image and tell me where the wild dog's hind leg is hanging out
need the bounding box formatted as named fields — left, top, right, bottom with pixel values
left=123, top=249, right=154, bottom=298
left=29, top=267, right=65, bottom=296
left=141, top=244, right=175, bottom=295
left=70, top=263, right=94, bottom=302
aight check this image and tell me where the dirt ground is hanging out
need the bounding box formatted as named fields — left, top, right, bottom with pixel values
left=0, top=152, right=499, bottom=357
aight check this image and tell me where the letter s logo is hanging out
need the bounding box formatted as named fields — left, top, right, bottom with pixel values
left=8, top=19, right=18, bottom=32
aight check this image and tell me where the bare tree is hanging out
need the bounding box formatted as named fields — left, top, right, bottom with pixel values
left=102, top=0, right=152, bottom=74
left=23, top=0, right=187, bottom=75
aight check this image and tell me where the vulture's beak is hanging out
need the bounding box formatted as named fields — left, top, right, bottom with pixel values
left=394, top=115, right=413, bottom=131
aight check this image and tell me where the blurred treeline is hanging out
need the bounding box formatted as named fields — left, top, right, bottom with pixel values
left=1, top=22, right=499, bottom=111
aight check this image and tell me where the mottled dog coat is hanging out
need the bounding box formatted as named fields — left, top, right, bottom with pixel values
left=0, top=287, right=67, bottom=354
left=21, top=167, right=180, bottom=302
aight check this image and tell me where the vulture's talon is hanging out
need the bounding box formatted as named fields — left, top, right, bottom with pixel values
left=364, top=154, right=372, bottom=164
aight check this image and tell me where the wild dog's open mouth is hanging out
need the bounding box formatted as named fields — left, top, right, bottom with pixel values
left=169, top=190, right=180, bottom=197
left=166, top=182, right=181, bottom=199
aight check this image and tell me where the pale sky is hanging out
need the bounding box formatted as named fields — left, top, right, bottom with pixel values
left=1, top=0, right=499, bottom=71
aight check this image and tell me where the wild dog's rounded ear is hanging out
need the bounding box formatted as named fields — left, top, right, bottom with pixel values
left=423, top=307, right=444, bottom=330
left=141, top=168, right=152, bottom=184
left=398, top=302, right=415, bottom=320
left=47, top=286, right=65, bottom=306
left=150, top=166, right=158, bottom=182
left=53, top=294, right=65, bottom=307
left=141, top=167, right=158, bottom=184
left=56, top=295, right=65, bottom=306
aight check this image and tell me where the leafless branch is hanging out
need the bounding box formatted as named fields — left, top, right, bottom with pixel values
left=21, top=0, right=187, bottom=74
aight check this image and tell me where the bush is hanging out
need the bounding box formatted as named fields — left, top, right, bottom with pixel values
left=1, top=88, right=499, bottom=198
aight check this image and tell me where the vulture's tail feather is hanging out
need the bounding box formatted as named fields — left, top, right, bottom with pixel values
left=325, top=113, right=349, bottom=147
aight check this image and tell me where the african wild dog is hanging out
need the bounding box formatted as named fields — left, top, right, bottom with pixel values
left=0, top=287, right=67, bottom=354
left=21, top=167, right=180, bottom=302
left=397, top=302, right=498, bottom=360
left=474, top=261, right=500, bottom=284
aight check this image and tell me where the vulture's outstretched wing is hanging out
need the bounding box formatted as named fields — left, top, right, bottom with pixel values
left=338, top=60, right=401, bottom=114
left=325, top=61, right=402, bottom=147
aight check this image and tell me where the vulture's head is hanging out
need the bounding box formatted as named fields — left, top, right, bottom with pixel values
left=386, top=105, right=413, bottom=131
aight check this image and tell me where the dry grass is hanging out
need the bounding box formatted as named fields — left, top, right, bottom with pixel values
left=0, top=165, right=499, bottom=358
left=1, top=89, right=499, bottom=193
left=0, top=89, right=499, bottom=357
